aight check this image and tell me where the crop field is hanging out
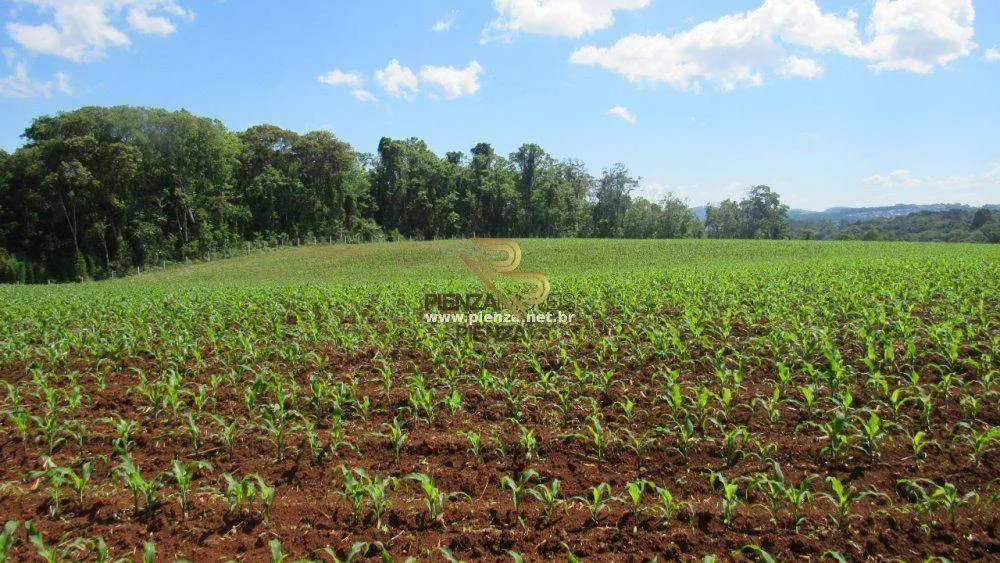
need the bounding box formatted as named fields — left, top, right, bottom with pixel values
left=0, top=239, right=998, bottom=561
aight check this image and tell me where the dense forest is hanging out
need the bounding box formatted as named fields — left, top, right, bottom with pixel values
left=0, top=106, right=995, bottom=283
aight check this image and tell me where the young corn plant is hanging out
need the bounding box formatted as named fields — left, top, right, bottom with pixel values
left=0, top=521, right=18, bottom=561
left=29, top=458, right=74, bottom=517
left=184, top=413, right=202, bottom=453
left=959, top=424, right=998, bottom=466
left=577, top=416, right=613, bottom=459
left=710, top=473, right=741, bottom=530
left=622, top=429, right=656, bottom=469
left=25, top=520, right=88, bottom=563
left=654, top=484, right=691, bottom=523
left=516, top=424, right=540, bottom=462
left=854, top=410, right=890, bottom=461
left=404, top=473, right=469, bottom=525
left=526, top=479, right=563, bottom=524
left=5, top=408, right=30, bottom=451
left=169, top=460, right=214, bottom=519
left=663, top=417, right=699, bottom=463
left=752, top=463, right=813, bottom=530
left=899, top=479, right=979, bottom=528
left=461, top=430, right=483, bottom=463
left=755, top=386, right=783, bottom=423
left=904, top=430, right=939, bottom=464
left=573, top=483, right=616, bottom=524
left=811, top=411, right=853, bottom=463
left=338, top=466, right=370, bottom=524
left=59, top=460, right=93, bottom=513
left=256, top=475, right=276, bottom=523
left=379, top=417, right=408, bottom=464
left=220, top=472, right=258, bottom=519
left=297, top=417, right=325, bottom=462
left=258, top=403, right=295, bottom=460
left=623, top=479, right=651, bottom=532
left=104, top=416, right=138, bottom=457
left=500, top=469, right=538, bottom=526
left=114, top=455, right=162, bottom=518
left=719, top=424, right=749, bottom=467
left=365, top=472, right=398, bottom=531
left=209, top=414, right=239, bottom=458
left=30, top=411, right=67, bottom=456
left=821, top=476, right=885, bottom=533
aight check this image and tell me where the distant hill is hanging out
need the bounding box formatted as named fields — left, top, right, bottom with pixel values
left=693, top=203, right=999, bottom=224
left=789, top=207, right=1000, bottom=243
left=788, top=203, right=1000, bottom=224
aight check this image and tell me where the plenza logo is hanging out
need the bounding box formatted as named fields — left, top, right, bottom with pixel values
left=457, top=238, right=550, bottom=317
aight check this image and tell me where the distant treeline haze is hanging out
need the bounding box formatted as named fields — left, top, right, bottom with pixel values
left=0, top=106, right=994, bottom=282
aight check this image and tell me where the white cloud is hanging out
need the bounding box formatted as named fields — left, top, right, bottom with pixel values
left=606, top=105, right=636, bottom=124
left=127, top=7, right=176, bottom=36
left=7, top=0, right=193, bottom=62
left=778, top=55, right=823, bottom=77
left=350, top=89, right=378, bottom=103
left=419, top=61, right=483, bottom=100
left=985, top=47, right=1000, bottom=62
left=571, top=0, right=979, bottom=91
left=318, top=69, right=364, bottom=88
left=937, top=165, right=1000, bottom=191
left=866, top=164, right=1000, bottom=194
left=0, top=50, right=71, bottom=98
left=54, top=71, right=73, bottom=94
left=864, top=169, right=923, bottom=188
left=376, top=59, right=419, bottom=100
left=0, top=60, right=49, bottom=98
left=865, top=0, right=976, bottom=73
left=319, top=69, right=379, bottom=103
left=482, top=0, right=649, bottom=42
left=432, top=11, right=458, bottom=32
left=571, top=0, right=862, bottom=91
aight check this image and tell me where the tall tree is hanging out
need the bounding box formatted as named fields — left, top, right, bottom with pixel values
left=740, top=185, right=788, bottom=239
left=704, top=199, right=742, bottom=238
left=590, top=163, right=636, bottom=238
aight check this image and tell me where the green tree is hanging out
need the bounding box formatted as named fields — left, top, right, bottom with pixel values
left=657, top=193, right=703, bottom=238
left=740, top=185, right=788, bottom=239
left=971, top=207, right=992, bottom=230
left=591, top=163, right=636, bottom=238
left=705, top=199, right=742, bottom=238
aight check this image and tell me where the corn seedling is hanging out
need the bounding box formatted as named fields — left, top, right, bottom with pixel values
left=500, top=469, right=538, bottom=526
left=573, top=483, right=616, bottom=524
left=170, top=459, right=213, bottom=519
left=526, top=479, right=563, bottom=523
left=404, top=473, right=469, bottom=525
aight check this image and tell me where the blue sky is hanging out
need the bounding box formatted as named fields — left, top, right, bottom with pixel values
left=1, top=0, right=998, bottom=210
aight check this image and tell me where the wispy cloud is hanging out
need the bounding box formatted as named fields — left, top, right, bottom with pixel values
left=606, top=105, right=636, bottom=124
left=431, top=11, right=458, bottom=32
left=0, top=48, right=72, bottom=98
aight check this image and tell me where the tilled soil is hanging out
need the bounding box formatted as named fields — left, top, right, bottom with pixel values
left=1, top=343, right=998, bottom=562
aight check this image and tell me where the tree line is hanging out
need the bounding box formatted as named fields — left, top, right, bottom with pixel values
left=0, top=106, right=789, bottom=283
